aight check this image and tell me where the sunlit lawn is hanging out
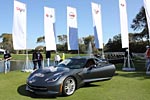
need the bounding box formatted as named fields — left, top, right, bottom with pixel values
left=0, top=61, right=150, bottom=100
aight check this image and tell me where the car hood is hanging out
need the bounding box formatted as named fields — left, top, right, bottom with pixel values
left=39, top=66, right=69, bottom=74
left=27, top=66, right=70, bottom=85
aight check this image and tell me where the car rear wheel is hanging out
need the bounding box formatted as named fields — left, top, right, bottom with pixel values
left=63, top=77, right=76, bottom=96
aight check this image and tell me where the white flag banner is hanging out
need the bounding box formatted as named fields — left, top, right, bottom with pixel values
left=12, top=0, right=26, bottom=50
left=44, top=7, right=56, bottom=50
left=67, top=6, right=78, bottom=50
left=144, top=0, right=150, bottom=39
left=119, top=0, right=129, bottom=48
left=91, top=2, right=103, bottom=49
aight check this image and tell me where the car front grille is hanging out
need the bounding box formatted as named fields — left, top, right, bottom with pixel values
left=27, top=84, right=48, bottom=92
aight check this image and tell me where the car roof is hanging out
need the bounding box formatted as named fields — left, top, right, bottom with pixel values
left=67, top=56, right=108, bottom=62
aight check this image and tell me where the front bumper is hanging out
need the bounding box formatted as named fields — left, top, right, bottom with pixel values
left=26, top=83, right=62, bottom=96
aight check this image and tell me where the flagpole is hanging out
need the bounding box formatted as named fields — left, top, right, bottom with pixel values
left=12, top=1, right=33, bottom=72
left=122, top=48, right=135, bottom=71
left=119, top=0, right=135, bottom=71
left=144, top=0, right=150, bottom=75
left=26, top=49, right=28, bottom=69
left=78, top=46, right=80, bottom=56
left=67, top=6, right=78, bottom=51
left=91, top=2, right=103, bottom=56
left=101, top=49, right=105, bottom=59
left=101, top=43, right=105, bottom=59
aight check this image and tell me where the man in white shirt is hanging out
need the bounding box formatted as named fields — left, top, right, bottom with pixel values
left=54, top=53, right=61, bottom=65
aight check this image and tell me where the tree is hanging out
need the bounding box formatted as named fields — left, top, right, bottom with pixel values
left=57, top=35, right=67, bottom=44
left=0, top=33, right=13, bottom=52
left=131, top=7, right=148, bottom=41
left=56, top=35, right=67, bottom=52
left=82, top=35, right=94, bottom=45
left=36, top=35, right=68, bottom=52
left=82, top=35, right=95, bottom=53
left=129, top=6, right=149, bottom=52
left=104, top=34, right=122, bottom=52
left=36, top=36, right=45, bottom=43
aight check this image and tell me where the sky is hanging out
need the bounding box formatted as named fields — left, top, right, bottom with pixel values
left=0, top=0, right=144, bottom=49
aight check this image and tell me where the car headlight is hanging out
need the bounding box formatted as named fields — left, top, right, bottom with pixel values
left=45, top=73, right=62, bottom=83
left=27, top=73, right=44, bottom=82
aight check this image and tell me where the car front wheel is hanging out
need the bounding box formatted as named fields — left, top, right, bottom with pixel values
left=63, top=77, right=76, bottom=96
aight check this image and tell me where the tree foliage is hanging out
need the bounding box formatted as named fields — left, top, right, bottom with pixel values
left=104, top=34, right=122, bottom=52
left=36, top=36, right=45, bottom=43
left=131, top=6, right=149, bottom=41
left=57, top=35, right=67, bottom=44
left=0, top=33, right=13, bottom=52
left=131, top=7, right=146, bottom=31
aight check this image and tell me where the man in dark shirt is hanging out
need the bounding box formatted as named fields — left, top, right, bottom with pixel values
left=32, top=50, right=37, bottom=70
left=37, top=50, right=43, bottom=69
left=46, top=51, right=51, bottom=66
left=4, top=50, right=12, bottom=73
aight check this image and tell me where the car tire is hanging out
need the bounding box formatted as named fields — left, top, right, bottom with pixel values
left=62, top=77, right=76, bottom=96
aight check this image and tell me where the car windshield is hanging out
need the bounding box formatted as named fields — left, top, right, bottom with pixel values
left=57, top=58, right=87, bottom=69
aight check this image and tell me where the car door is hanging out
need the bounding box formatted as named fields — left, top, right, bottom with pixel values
left=94, top=58, right=115, bottom=78
left=82, top=58, right=115, bottom=82
left=82, top=59, right=101, bottom=82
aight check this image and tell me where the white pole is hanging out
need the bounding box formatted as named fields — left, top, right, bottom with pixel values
left=42, top=59, right=44, bottom=68
left=122, top=48, right=135, bottom=71
left=47, top=58, right=50, bottom=66
left=127, top=48, right=131, bottom=68
left=102, top=49, right=105, bottom=59
left=26, top=49, right=29, bottom=70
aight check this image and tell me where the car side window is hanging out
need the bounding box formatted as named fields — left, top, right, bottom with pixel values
left=85, top=59, right=95, bottom=68
left=94, top=58, right=109, bottom=67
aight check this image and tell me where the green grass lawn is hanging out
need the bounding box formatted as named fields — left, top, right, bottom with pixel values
left=0, top=63, right=150, bottom=100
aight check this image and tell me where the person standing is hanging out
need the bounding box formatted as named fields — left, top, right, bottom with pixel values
left=37, top=50, right=43, bottom=69
left=146, top=46, right=150, bottom=68
left=62, top=53, right=65, bottom=61
left=4, top=50, right=12, bottom=73
left=32, top=50, right=38, bottom=70
left=54, top=53, right=61, bottom=65
left=46, top=51, right=51, bottom=66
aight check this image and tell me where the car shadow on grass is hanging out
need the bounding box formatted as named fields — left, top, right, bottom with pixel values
left=17, top=83, right=101, bottom=99
left=17, top=84, right=57, bottom=99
